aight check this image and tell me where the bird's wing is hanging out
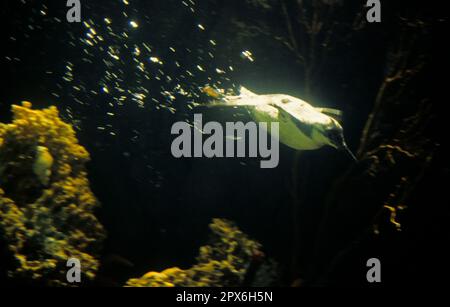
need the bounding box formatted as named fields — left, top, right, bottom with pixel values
left=315, top=107, right=343, bottom=123
left=273, top=100, right=330, bottom=126
left=269, top=104, right=315, bottom=138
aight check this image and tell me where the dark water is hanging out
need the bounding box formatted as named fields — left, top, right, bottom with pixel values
left=1, top=0, right=446, bottom=287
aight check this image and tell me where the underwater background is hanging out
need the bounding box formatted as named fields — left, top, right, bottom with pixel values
left=0, top=0, right=447, bottom=287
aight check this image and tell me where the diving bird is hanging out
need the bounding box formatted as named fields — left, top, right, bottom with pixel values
left=201, top=86, right=356, bottom=160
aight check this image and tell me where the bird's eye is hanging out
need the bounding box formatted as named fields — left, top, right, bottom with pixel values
left=328, top=130, right=342, bottom=144
left=328, top=130, right=337, bottom=140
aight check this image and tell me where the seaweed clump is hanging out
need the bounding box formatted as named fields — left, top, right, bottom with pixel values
left=0, top=102, right=105, bottom=286
left=126, top=218, right=267, bottom=287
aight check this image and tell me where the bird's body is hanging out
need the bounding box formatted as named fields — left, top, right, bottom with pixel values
left=220, top=87, right=336, bottom=150
left=202, top=86, right=355, bottom=160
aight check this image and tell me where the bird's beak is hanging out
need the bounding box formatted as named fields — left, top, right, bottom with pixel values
left=339, top=143, right=357, bottom=162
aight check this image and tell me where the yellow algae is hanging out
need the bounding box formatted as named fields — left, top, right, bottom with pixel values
left=125, top=219, right=263, bottom=287
left=0, top=103, right=105, bottom=286
left=21, top=100, right=32, bottom=108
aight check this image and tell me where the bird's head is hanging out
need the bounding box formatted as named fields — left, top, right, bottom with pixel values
left=323, top=119, right=357, bottom=161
